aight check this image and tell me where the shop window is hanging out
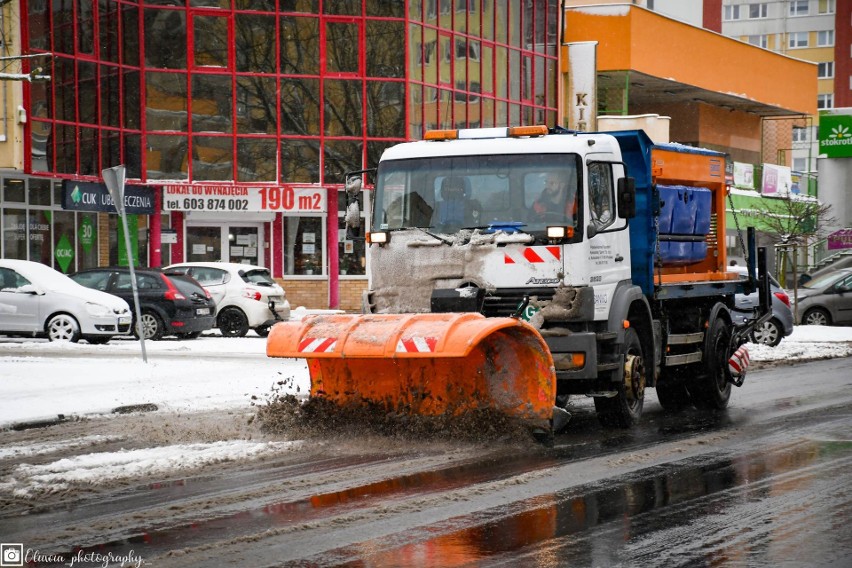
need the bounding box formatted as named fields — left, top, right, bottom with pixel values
left=2, top=208, right=27, bottom=259
left=280, top=16, right=319, bottom=75
left=366, top=20, right=405, bottom=77
left=146, top=134, right=189, bottom=180
left=282, top=217, right=324, bottom=275
left=324, top=79, right=362, bottom=136
left=53, top=211, right=76, bottom=273
left=236, top=138, right=277, bottom=182
left=337, top=190, right=366, bottom=276
left=237, top=76, right=277, bottom=134
left=192, top=135, right=234, bottom=181
left=280, top=78, right=321, bottom=136
left=280, top=139, right=320, bottom=184
left=77, top=212, right=99, bottom=270
left=279, top=0, right=319, bottom=13
left=4, top=179, right=26, bottom=203
left=325, top=20, right=360, bottom=75
left=144, top=8, right=187, bottom=69
left=28, top=210, right=52, bottom=267
left=191, top=74, right=233, bottom=133
left=324, top=139, right=362, bottom=184
left=235, top=14, right=276, bottom=74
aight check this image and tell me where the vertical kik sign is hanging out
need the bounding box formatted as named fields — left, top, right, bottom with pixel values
left=567, top=41, right=598, bottom=132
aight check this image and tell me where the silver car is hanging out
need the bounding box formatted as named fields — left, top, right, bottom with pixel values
left=793, top=268, right=852, bottom=326
left=732, top=269, right=794, bottom=347
left=0, top=259, right=133, bottom=343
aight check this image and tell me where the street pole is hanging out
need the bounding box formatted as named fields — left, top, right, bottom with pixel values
left=103, top=165, right=147, bottom=363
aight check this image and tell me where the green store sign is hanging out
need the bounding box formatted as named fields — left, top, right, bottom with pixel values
left=55, top=234, right=74, bottom=273
left=819, top=111, right=852, bottom=158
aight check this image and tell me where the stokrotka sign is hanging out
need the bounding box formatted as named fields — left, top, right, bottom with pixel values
left=818, top=110, right=852, bottom=159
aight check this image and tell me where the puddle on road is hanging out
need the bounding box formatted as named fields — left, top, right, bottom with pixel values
left=328, top=438, right=852, bottom=567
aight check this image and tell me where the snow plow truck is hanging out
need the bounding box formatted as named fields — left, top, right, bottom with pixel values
left=267, top=125, right=770, bottom=437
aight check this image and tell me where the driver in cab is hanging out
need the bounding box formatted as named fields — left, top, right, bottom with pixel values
left=531, top=172, right=577, bottom=224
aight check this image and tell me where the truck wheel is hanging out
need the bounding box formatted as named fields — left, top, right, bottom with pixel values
left=655, top=370, right=692, bottom=412
left=594, top=327, right=645, bottom=427
left=691, top=317, right=732, bottom=410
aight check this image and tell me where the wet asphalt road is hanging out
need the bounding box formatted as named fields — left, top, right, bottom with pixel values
left=2, top=356, right=850, bottom=567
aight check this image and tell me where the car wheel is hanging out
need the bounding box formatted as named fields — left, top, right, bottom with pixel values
left=85, top=336, right=112, bottom=345
left=218, top=307, right=249, bottom=337
left=803, top=308, right=831, bottom=326
left=254, top=325, right=272, bottom=338
left=137, top=310, right=164, bottom=340
left=47, top=314, right=81, bottom=343
left=751, top=317, right=783, bottom=347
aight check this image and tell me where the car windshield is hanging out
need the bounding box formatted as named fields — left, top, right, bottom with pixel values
left=373, top=153, right=582, bottom=236
left=802, top=271, right=849, bottom=289
left=241, top=269, right=275, bottom=286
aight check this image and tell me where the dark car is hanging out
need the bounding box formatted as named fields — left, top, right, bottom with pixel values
left=793, top=268, right=852, bottom=326
left=70, top=267, right=216, bottom=340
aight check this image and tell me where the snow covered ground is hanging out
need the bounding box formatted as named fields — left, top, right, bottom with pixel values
left=0, top=317, right=850, bottom=496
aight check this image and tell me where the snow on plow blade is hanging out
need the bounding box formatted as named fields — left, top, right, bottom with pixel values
left=266, top=313, right=556, bottom=432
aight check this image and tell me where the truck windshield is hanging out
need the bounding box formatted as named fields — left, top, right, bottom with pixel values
left=374, top=153, right=582, bottom=236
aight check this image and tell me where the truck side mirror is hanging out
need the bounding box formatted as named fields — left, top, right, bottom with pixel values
left=617, top=177, right=636, bottom=219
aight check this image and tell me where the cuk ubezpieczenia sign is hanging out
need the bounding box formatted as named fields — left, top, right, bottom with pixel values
left=62, top=180, right=155, bottom=214
left=819, top=110, right=852, bottom=159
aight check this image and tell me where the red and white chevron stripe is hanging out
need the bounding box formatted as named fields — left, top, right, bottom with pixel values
left=299, top=337, right=337, bottom=353
left=727, top=345, right=750, bottom=377
left=396, top=336, right=438, bottom=353
left=504, top=246, right=561, bottom=264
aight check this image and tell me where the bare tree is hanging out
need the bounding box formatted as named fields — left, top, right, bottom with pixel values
left=752, top=193, right=835, bottom=289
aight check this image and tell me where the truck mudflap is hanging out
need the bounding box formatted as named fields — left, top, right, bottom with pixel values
left=266, top=313, right=556, bottom=432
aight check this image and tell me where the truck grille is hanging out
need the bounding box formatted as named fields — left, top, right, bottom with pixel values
left=482, top=288, right=556, bottom=318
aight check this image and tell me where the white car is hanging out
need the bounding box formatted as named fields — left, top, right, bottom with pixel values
left=0, top=259, right=133, bottom=343
left=164, top=262, right=290, bottom=337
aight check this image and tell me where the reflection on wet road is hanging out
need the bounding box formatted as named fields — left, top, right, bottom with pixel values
left=329, top=415, right=852, bottom=567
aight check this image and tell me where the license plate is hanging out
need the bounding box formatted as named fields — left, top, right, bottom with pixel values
left=196, top=308, right=210, bottom=315
left=119, top=316, right=131, bottom=324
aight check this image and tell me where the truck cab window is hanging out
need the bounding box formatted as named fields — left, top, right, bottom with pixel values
left=589, top=162, right=615, bottom=231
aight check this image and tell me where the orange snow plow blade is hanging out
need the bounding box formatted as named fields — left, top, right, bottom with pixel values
left=266, top=313, right=556, bottom=431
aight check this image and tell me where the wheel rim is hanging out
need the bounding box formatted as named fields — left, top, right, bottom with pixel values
left=141, top=313, right=159, bottom=339
left=48, top=315, right=78, bottom=342
left=219, top=310, right=246, bottom=336
left=805, top=311, right=828, bottom=326
left=753, top=320, right=779, bottom=345
left=624, top=353, right=645, bottom=411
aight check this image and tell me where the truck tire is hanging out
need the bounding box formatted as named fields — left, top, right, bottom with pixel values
left=655, top=370, right=692, bottom=412
left=594, top=327, right=645, bottom=427
left=691, top=316, right=732, bottom=410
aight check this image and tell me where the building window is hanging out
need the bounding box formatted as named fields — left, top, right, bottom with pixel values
left=818, top=62, right=834, bottom=79
left=748, top=35, right=768, bottom=48
left=748, top=3, right=768, bottom=19
left=789, top=32, right=809, bottom=49
left=793, top=157, right=808, bottom=173
left=792, top=126, right=808, bottom=142
left=818, top=94, right=834, bottom=109
left=818, top=0, right=835, bottom=14
left=789, top=0, right=809, bottom=16
left=724, top=5, right=740, bottom=20
left=817, top=30, right=834, bottom=47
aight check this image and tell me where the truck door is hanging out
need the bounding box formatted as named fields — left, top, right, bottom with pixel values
left=587, top=161, right=631, bottom=320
